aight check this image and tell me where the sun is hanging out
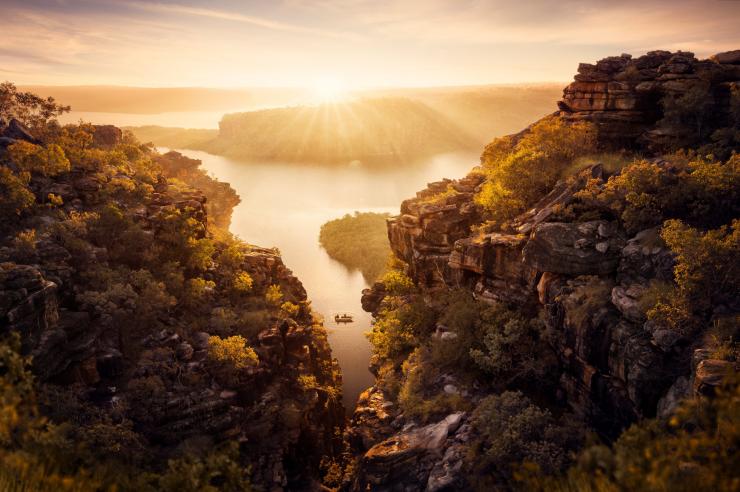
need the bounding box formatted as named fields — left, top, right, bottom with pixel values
left=311, top=76, right=348, bottom=102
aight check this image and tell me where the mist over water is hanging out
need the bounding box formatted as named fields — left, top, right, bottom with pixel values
left=163, top=149, right=477, bottom=409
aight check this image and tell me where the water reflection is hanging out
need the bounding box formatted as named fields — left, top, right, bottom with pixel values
left=161, top=149, right=477, bottom=409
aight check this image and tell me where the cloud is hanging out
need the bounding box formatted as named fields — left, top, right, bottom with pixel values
left=124, top=1, right=360, bottom=40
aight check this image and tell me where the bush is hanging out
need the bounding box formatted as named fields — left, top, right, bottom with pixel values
left=232, top=271, right=253, bottom=294
left=265, top=284, right=283, bottom=305
left=573, top=154, right=740, bottom=233
left=470, top=305, right=550, bottom=386
left=475, top=116, right=597, bottom=224
left=7, top=141, right=70, bottom=176
left=397, top=348, right=469, bottom=422
left=647, top=219, right=740, bottom=334
left=380, top=269, right=414, bottom=296
left=468, top=391, right=582, bottom=487
left=207, top=335, right=258, bottom=370
left=366, top=298, right=434, bottom=360
left=0, top=167, right=34, bottom=221
left=524, top=374, right=740, bottom=492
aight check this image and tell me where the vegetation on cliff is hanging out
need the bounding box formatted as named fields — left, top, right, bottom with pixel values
left=319, top=211, right=391, bottom=283
left=0, top=83, right=343, bottom=490
left=351, top=51, right=739, bottom=491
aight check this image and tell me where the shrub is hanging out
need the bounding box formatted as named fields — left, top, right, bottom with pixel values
left=8, top=141, right=70, bottom=177
left=476, top=116, right=597, bottom=224
left=11, top=229, right=36, bottom=260
left=470, top=305, right=550, bottom=386
left=380, top=269, right=414, bottom=296
left=366, top=298, right=434, bottom=360
left=280, top=301, right=299, bottom=318
left=232, top=270, right=253, bottom=294
left=647, top=219, right=740, bottom=334
left=398, top=348, right=469, bottom=422
left=207, top=335, right=258, bottom=370
left=265, top=284, right=283, bottom=305
left=524, top=375, right=740, bottom=492
left=469, top=391, right=582, bottom=487
left=574, top=154, right=739, bottom=233
left=0, top=167, right=34, bottom=221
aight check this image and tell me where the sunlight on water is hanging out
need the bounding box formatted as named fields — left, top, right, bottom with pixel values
left=160, top=149, right=477, bottom=409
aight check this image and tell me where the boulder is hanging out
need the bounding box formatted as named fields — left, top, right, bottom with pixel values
left=694, top=359, right=735, bottom=396
left=611, top=284, right=648, bottom=323
left=523, top=221, right=625, bottom=276
left=1, top=118, right=41, bottom=145
left=711, top=50, right=740, bottom=65
left=355, top=412, right=465, bottom=490
left=93, top=125, right=123, bottom=147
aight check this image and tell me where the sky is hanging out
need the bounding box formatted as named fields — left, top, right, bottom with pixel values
left=1, top=0, right=739, bottom=89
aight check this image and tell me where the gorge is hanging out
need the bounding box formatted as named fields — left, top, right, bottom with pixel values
left=0, top=47, right=738, bottom=492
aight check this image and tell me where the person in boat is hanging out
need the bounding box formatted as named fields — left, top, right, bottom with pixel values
left=334, top=313, right=353, bottom=322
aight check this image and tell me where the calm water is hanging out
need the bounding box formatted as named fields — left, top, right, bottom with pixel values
left=165, top=149, right=477, bottom=409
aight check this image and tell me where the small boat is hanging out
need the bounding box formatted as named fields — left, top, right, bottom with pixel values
left=334, top=313, right=354, bottom=323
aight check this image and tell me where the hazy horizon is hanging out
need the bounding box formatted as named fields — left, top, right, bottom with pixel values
left=3, top=0, right=739, bottom=91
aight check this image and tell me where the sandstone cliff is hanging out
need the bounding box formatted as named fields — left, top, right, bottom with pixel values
left=350, top=50, right=739, bottom=491
left=0, top=117, right=343, bottom=489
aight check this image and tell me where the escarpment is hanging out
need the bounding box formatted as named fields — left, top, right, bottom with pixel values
left=348, top=50, right=739, bottom=492
left=557, top=49, right=740, bottom=151
left=0, top=115, right=343, bottom=489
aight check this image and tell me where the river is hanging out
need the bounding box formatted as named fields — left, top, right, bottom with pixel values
left=164, top=149, right=476, bottom=410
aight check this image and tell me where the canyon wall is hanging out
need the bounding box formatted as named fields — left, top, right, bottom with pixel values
left=351, top=50, right=739, bottom=491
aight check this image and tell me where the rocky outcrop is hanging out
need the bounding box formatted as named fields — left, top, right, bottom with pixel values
left=156, top=151, right=241, bottom=229
left=0, top=118, right=41, bottom=146
left=0, top=123, right=343, bottom=490
left=352, top=412, right=467, bottom=492
left=522, top=220, right=626, bottom=276
left=388, top=173, right=485, bottom=290
left=557, top=50, right=740, bottom=150
left=375, top=158, right=697, bottom=438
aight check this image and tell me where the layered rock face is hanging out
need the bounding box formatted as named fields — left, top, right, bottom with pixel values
left=384, top=164, right=699, bottom=436
left=557, top=50, right=740, bottom=150
left=156, top=150, right=241, bottom=230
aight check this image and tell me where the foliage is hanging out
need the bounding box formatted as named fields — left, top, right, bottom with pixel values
left=468, top=391, right=582, bottom=488
left=319, top=211, right=391, bottom=283
left=0, top=334, right=101, bottom=491
left=265, top=284, right=283, bottom=305
left=380, top=268, right=414, bottom=296
left=0, top=81, right=70, bottom=131
left=573, top=154, right=740, bottom=234
left=366, top=298, right=434, bottom=360
left=207, top=335, right=259, bottom=370
left=7, top=141, right=70, bottom=176
left=155, top=443, right=253, bottom=492
left=522, top=374, right=740, bottom=492
left=280, top=301, right=300, bottom=317
left=0, top=167, right=34, bottom=222
left=397, top=348, right=469, bottom=422
left=232, top=270, right=253, bottom=294
left=475, top=116, right=597, bottom=224
left=647, top=219, right=740, bottom=334
left=470, top=304, right=550, bottom=386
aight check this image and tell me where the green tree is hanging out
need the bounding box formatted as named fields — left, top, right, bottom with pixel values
left=0, top=81, right=70, bottom=131
left=475, top=116, right=597, bottom=224
left=0, top=167, right=34, bottom=221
